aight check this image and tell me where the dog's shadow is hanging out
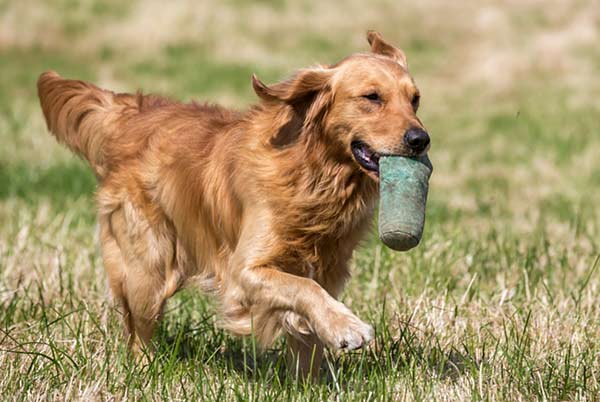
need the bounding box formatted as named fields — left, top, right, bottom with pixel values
left=152, top=317, right=289, bottom=382
left=151, top=313, right=478, bottom=387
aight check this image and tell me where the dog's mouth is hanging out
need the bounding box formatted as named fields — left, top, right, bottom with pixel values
left=351, top=141, right=380, bottom=176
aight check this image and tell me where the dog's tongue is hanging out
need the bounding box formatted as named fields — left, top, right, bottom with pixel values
left=378, top=155, right=432, bottom=251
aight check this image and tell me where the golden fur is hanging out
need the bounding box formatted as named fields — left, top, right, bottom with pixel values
left=37, top=31, right=428, bottom=379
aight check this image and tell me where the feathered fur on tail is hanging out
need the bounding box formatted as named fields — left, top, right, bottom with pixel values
left=37, top=71, right=131, bottom=179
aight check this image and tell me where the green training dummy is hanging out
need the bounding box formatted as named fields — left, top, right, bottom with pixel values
left=378, top=155, right=432, bottom=251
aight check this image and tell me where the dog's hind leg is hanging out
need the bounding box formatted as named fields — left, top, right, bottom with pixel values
left=99, top=203, right=180, bottom=353
left=99, top=212, right=137, bottom=347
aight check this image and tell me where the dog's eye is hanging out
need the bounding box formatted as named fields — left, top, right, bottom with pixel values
left=411, top=94, right=420, bottom=111
left=362, top=92, right=381, bottom=103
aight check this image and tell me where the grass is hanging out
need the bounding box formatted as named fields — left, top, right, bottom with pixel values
left=1, top=1, right=599, bottom=400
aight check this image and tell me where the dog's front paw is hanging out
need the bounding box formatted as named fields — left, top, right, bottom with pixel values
left=315, top=302, right=374, bottom=351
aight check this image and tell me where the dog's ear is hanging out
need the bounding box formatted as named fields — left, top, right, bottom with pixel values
left=367, top=30, right=408, bottom=69
left=252, top=67, right=333, bottom=104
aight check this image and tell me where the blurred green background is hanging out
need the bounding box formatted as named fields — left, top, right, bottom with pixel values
left=1, top=1, right=599, bottom=400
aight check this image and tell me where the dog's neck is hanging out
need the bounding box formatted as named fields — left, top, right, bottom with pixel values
left=243, top=102, right=379, bottom=274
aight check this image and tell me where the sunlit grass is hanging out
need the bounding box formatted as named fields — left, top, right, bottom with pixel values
left=1, top=0, right=599, bottom=400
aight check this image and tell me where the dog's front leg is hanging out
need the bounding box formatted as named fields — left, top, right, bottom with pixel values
left=286, top=332, right=323, bottom=380
left=228, top=209, right=373, bottom=379
left=237, top=265, right=373, bottom=352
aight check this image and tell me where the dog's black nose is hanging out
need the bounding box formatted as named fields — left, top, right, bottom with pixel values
left=404, top=127, right=430, bottom=153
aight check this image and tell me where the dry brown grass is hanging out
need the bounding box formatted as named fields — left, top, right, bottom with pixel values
left=1, top=0, right=599, bottom=400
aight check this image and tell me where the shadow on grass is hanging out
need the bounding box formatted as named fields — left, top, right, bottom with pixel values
left=153, top=312, right=291, bottom=382
left=151, top=306, right=479, bottom=388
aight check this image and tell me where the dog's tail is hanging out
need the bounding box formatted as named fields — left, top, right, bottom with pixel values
left=37, top=71, right=138, bottom=179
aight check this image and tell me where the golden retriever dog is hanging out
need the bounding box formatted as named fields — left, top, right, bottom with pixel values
left=37, top=31, right=430, bottom=379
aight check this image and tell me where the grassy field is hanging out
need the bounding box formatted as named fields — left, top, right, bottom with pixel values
left=1, top=1, right=600, bottom=400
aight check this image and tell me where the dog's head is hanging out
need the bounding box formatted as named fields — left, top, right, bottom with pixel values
left=252, top=30, right=429, bottom=180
